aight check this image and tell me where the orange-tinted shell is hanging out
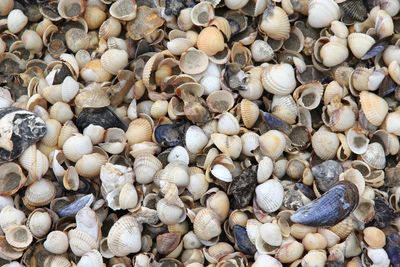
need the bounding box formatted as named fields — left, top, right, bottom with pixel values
left=196, top=27, right=225, bottom=56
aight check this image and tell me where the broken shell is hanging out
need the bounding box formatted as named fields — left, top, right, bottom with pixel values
left=259, top=6, right=290, bottom=40
left=261, top=63, right=297, bottom=96
left=290, top=181, right=359, bottom=227
left=0, top=162, right=26, bottom=196
left=308, top=0, right=341, bottom=28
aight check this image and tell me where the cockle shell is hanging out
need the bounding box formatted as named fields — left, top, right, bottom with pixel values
left=291, top=181, right=359, bottom=227
left=259, top=130, right=286, bottom=159
left=44, top=231, right=69, bottom=254
left=348, top=33, right=376, bottom=59
left=259, top=6, right=290, bottom=40
left=7, top=9, right=28, bottom=33
left=261, top=63, right=297, bottom=96
left=5, top=224, right=33, bottom=250
left=359, top=91, right=388, bottom=126
left=197, top=27, right=225, bottom=56
left=255, top=179, right=284, bottom=213
left=193, top=208, right=221, bottom=242
left=308, top=0, right=341, bottom=28
left=26, top=209, right=52, bottom=238
left=311, top=126, right=339, bottom=160
left=100, top=49, right=129, bottom=75
left=23, top=179, right=56, bottom=208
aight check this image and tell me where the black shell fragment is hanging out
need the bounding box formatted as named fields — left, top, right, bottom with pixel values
left=260, top=111, right=292, bottom=135
left=361, top=36, right=392, bottom=60
left=312, top=160, right=343, bottom=192
left=233, top=225, right=257, bottom=255
left=76, top=106, right=128, bottom=132
left=339, top=0, right=368, bottom=22
left=155, top=121, right=191, bottom=147
left=385, top=233, right=400, bottom=267
left=290, top=181, right=359, bottom=227
left=0, top=107, right=46, bottom=163
left=228, top=166, right=257, bottom=209
left=371, top=197, right=396, bottom=228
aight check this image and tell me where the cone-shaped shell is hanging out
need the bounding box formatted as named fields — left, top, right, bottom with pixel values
left=261, top=63, right=296, bottom=96
left=107, top=215, right=141, bottom=257
left=197, top=27, right=225, bottom=56
left=359, top=91, right=388, bottom=126
left=290, top=181, right=359, bottom=227
left=259, top=6, right=290, bottom=40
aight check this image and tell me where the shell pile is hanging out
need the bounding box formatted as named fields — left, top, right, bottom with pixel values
left=1, top=0, right=400, bottom=266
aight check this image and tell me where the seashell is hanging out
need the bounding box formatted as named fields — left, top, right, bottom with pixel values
left=134, top=154, right=163, bottom=184
left=275, top=238, right=304, bottom=263
left=99, top=17, right=122, bottom=40
left=364, top=247, right=391, bottom=267
left=49, top=101, right=74, bottom=124
left=271, top=95, right=298, bottom=124
left=350, top=67, right=385, bottom=92
left=301, top=250, right=327, bottom=267
left=0, top=107, right=47, bottom=163
left=0, top=162, right=26, bottom=196
left=255, top=179, right=284, bottom=213
left=382, top=45, right=400, bottom=66
left=363, top=227, right=386, bottom=249
left=348, top=33, right=376, bottom=59
left=7, top=9, right=28, bottom=33
left=339, top=168, right=365, bottom=196
left=110, top=0, right=137, bottom=21
left=63, top=134, right=93, bottom=162
left=311, top=126, right=339, bottom=160
left=241, top=131, right=259, bottom=157
left=126, top=118, right=153, bottom=145
left=68, top=229, right=99, bottom=257
left=388, top=61, right=400, bottom=85
left=261, top=63, right=297, bottom=96
left=76, top=151, right=108, bottom=178
left=259, top=130, right=286, bottom=159
left=293, top=81, right=323, bottom=110
left=259, top=223, right=282, bottom=247
left=346, top=127, right=369, bottom=155
left=374, top=10, right=394, bottom=39
left=0, top=205, right=26, bottom=233
left=26, top=209, right=52, bottom=238
left=359, top=91, right=388, bottom=126
left=99, top=127, right=127, bottom=155
left=290, top=181, right=359, bottom=227
left=179, top=48, right=209, bottom=75
left=259, top=6, right=290, bottom=40
left=319, top=41, right=349, bottom=67
left=190, top=2, right=214, bottom=26
left=83, top=124, right=105, bottom=145
left=5, top=224, right=33, bottom=250
left=197, top=27, right=225, bottom=56
left=80, top=59, right=113, bottom=83
left=240, top=99, right=259, bottom=128
left=361, top=142, right=386, bottom=170
left=206, top=90, right=235, bottom=113
left=168, top=145, right=189, bottom=165
left=308, top=0, right=341, bottom=28
left=57, top=0, right=84, bottom=20
left=193, top=208, right=221, bottom=242
left=23, top=179, right=55, bottom=209
left=185, top=125, right=208, bottom=154
left=330, top=21, right=348, bottom=39
left=65, top=28, right=90, bottom=53
left=0, top=0, right=13, bottom=16
left=21, top=30, right=43, bottom=53
left=302, top=233, right=327, bottom=251
left=60, top=76, right=80, bottom=103
left=100, top=49, right=129, bottom=75
left=84, top=6, right=107, bottom=30
left=119, top=183, right=139, bottom=210
left=217, top=112, right=240, bottom=135
left=158, top=161, right=190, bottom=187
left=44, top=230, right=69, bottom=254
left=211, top=133, right=242, bottom=159
left=251, top=40, right=274, bottom=62
left=77, top=249, right=103, bottom=267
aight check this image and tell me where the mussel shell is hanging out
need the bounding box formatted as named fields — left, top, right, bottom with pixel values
left=338, top=0, right=368, bottom=22
left=290, top=181, right=359, bottom=227
left=154, top=121, right=191, bottom=147
left=371, top=197, right=396, bottom=228
left=260, top=111, right=292, bottom=135
left=0, top=107, right=47, bottom=163
left=233, top=225, right=257, bottom=256
left=76, top=106, right=128, bottom=132
left=311, top=160, right=343, bottom=192
left=384, top=233, right=400, bottom=267
left=56, top=194, right=94, bottom=217
left=228, top=166, right=257, bottom=209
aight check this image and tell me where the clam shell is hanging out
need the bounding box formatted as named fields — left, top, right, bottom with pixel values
left=197, top=27, right=225, bottom=56
left=206, top=90, right=235, bottom=113
left=26, top=209, right=52, bottom=238
left=5, top=225, right=33, bottom=250
left=7, top=9, right=28, bottom=33
left=23, top=179, right=55, bottom=208
left=308, top=0, right=341, bottom=28
left=193, top=208, right=221, bottom=241
left=185, top=125, right=208, bottom=154
left=361, top=142, right=386, bottom=170
left=100, top=49, right=129, bottom=75
left=259, top=130, right=286, bottom=159
left=311, top=126, right=339, bottom=160
left=240, top=99, right=259, bottom=128
left=179, top=48, right=209, bottom=75
left=77, top=249, right=103, bottom=267
left=211, top=133, right=242, bottom=159
left=126, top=118, right=153, bottom=145
left=68, top=229, right=99, bottom=257
left=290, top=181, right=359, bottom=227
left=259, top=6, right=290, bottom=40
left=107, top=215, right=141, bottom=257
left=348, top=33, right=376, bottom=59
left=63, top=134, right=93, bottom=162
left=359, top=91, right=388, bottom=126
left=44, top=231, right=69, bottom=254
left=261, top=63, right=297, bottom=96
left=0, top=162, right=26, bottom=196
left=57, top=0, right=84, bottom=20
left=133, top=154, right=163, bottom=184
left=109, top=0, right=137, bottom=21
left=320, top=42, right=349, bottom=67
left=363, top=227, right=386, bottom=249
left=259, top=223, right=282, bottom=246
left=190, top=2, right=214, bottom=26
left=255, top=179, right=284, bottom=213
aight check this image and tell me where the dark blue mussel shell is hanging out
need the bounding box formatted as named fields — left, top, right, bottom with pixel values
left=233, top=225, right=257, bottom=255
left=76, top=106, right=128, bottom=132
left=385, top=233, right=400, bottom=267
left=155, top=121, right=191, bottom=147
left=290, top=181, right=359, bottom=227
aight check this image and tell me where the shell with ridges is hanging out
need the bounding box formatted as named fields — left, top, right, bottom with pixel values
left=261, top=63, right=297, bottom=96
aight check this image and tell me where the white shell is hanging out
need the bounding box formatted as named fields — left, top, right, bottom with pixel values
left=63, top=134, right=93, bottom=162
left=168, top=146, right=190, bottom=165
left=44, top=231, right=69, bottom=254
left=185, top=125, right=208, bottom=154
left=259, top=223, right=283, bottom=246
left=262, top=63, right=297, bottom=96
left=255, top=179, right=284, bottom=213
left=7, top=9, right=28, bottom=33
left=308, top=0, right=341, bottom=28
left=210, top=164, right=232, bottom=183
left=257, top=156, right=274, bottom=183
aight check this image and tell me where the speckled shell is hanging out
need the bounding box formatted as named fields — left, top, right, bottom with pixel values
left=0, top=107, right=46, bottom=163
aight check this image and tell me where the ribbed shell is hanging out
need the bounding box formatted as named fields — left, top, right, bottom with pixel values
left=361, top=143, right=386, bottom=170
left=133, top=154, right=163, bottom=184
left=193, top=208, right=221, bottom=241
left=308, top=0, right=341, bottom=28
left=261, top=63, right=296, bottom=96
left=259, top=6, right=290, bottom=40
left=240, top=99, right=259, bottom=128
left=359, top=91, right=388, bottom=126
left=68, top=229, right=99, bottom=257
left=100, top=49, right=129, bottom=75
left=255, top=179, right=284, bottom=213
left=197, top=27, right=225, bottom=56
left=348, top=33, right=375, bottom=59
left=329, top=217, right=354, bottom=239
left=23, top=179, right=55, bottom=207
left=107, top=215, right=141, bottom=256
